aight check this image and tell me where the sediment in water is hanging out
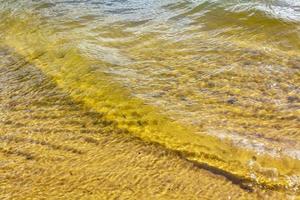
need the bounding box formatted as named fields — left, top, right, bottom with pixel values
left=0, top=13, right=299, bottom=195
left=1, top=46, right=289, bottom=199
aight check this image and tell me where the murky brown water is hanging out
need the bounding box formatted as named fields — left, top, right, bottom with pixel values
left=0, top=0, right=300, bottom=198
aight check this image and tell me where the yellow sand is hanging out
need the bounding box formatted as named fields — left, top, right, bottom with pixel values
left=0, top=47, right=289, bottom=200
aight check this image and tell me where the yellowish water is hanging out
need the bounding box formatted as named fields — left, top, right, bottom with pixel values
left=0, top=0, right=300, bottom=198
left=0, top=47, right=288, bottom=199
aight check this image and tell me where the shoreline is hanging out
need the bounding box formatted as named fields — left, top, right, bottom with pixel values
left=0, top=47, right=287, bottom=199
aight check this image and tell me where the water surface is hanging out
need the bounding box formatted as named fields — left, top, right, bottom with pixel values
left=0, top=0, right=300, bottom=197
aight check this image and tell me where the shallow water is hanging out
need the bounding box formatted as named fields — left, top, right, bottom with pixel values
left=0, top=0, right=300, bottom=198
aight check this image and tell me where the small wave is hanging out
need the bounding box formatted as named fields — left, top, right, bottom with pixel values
left=1, top=0, right=300, bottom=195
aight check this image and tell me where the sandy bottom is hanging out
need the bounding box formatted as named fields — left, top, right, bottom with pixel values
left=0, top=48, right=288, bottom=199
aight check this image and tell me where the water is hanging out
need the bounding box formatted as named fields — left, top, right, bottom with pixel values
left=0, top=0, right=299, bottom=198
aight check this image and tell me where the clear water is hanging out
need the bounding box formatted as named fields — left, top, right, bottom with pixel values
left=0, top=0, right=300, bottom=198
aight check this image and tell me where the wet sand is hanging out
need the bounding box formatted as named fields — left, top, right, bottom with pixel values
left=0, top=48, right=288, bottom=199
